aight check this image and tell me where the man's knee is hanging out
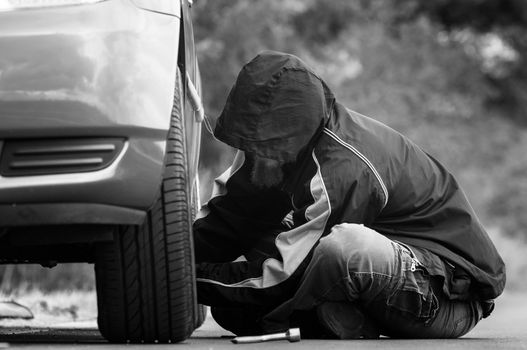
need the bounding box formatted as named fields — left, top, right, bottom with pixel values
left=317, top=224, right=377, bottom=253
left=314, top=223, right=392, bottom=271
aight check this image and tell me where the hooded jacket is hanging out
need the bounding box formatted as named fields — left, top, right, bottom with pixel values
left=193, top=51, right=506, bottom=332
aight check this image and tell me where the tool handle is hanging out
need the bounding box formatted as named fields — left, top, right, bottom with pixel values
left=231, top=332, right=285, bottom=344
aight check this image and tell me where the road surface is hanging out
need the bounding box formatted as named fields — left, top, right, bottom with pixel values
left=0, top=292, right=525, bottom=349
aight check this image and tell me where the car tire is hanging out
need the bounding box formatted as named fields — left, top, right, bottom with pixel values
left=94, top=69, right=197, bottom=343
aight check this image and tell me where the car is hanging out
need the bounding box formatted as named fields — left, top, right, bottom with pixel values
left=0, top=0, right=204, bottom=343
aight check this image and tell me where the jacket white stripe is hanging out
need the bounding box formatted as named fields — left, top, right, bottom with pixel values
left=195, top=151, right=246, bottom=221
left=323, top=128, right=389, bottom=208
left=196, top=150, right=331, bottom=288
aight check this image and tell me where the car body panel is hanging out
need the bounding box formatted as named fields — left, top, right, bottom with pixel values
left=0, top=0, right=180, bottom=133
left=181, top=0, right=201, bottom=197
left=0, top=0, right=201, bottom=226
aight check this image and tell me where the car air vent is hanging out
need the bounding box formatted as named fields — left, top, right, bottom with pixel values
left=0, top=138, right=125, bottom=176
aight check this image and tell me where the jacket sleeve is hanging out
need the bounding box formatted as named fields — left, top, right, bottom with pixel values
left=194, top=150, right=333, bottom=308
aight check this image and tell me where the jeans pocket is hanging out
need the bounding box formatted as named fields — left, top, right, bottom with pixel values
left=387, top=269, right=439, bottom=323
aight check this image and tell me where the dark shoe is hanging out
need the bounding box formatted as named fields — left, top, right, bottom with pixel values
left=316, top=302, right=380, bottom=339
left=290, top=309, right=336, bottom=339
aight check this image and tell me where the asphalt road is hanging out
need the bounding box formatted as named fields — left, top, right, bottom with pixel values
left=0, top=292, right=525, bottom=349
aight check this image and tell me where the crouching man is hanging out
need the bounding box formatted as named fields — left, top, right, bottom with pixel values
left=192, top=51, right=506, bottom=339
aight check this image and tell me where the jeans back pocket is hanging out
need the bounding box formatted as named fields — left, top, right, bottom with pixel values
left=387, top=265, right=439, bottom=323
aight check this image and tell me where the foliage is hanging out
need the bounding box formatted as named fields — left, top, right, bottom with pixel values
left=397, top=0, right=527, bottom=31
left=395, top=0, right=527, bottom=125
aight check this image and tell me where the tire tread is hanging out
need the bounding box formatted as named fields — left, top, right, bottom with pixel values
left=95, top=69, right=197, bottom=343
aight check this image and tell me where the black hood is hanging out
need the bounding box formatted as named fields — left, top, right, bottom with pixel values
left=214, top=51, right=335, bottom=162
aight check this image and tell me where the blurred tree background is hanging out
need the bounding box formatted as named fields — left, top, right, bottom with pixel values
left=194, top=0, right=527, bottom=289
left=2, top=0, right=526, bottom=294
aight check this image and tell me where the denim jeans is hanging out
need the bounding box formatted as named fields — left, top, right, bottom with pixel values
left=293, top=223, right=483, bottom=338
left=212, top=223, right=483, bottom=338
